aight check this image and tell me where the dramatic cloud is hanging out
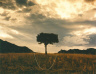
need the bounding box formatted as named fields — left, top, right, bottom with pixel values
left=87, top=34, right=96, bottom=46
left=34, top=0, right=96, bottom=20
left=62, top=35, right=89, bottom=46
left=85, top=0, right=96, bottom=2
left=16, top=0, right=27, bottom=5
left=0, top=0, right=96, bottom=53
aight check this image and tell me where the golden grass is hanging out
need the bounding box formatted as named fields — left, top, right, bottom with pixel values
left=0, top=53, right=96, bottom=74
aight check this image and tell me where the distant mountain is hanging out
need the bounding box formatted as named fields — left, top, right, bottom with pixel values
left=0, top=39, right=33, bottom=53
left=58, top=48, right=96, bottom=55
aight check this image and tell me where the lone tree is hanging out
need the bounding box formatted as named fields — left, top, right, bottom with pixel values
left=37, top=33, right=59, bottom=55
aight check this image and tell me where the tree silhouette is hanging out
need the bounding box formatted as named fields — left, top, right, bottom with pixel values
left=37, top=33, right=59, bottom=54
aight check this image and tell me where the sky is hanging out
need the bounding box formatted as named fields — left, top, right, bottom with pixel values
left=0, top=0, right=96, bottom=53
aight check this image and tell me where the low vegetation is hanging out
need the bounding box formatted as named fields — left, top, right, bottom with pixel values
left=58, top=48, right=96, bottom=55
left=0, top=53, right=96, bottom=74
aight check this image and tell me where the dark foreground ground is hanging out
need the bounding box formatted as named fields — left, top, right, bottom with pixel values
left=0, top=53, right=96, bottom=74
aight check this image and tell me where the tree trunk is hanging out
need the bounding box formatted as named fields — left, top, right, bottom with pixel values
left=45, top=44, right=47, bottom=55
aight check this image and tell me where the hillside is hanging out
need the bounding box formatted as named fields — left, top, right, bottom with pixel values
left=58, top=48, right=96, bottom=55
left=0, top=39, right=33, bottom=53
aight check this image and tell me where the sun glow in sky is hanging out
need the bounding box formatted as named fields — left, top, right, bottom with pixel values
left=0, top=33, right=13, bottom=38
left=0, top=30, right=13, bottom=38
left=0, top=0, right=96, bottom=53
left=72, top=27, right=96, bottom=36
left=84, top=28, right=96, bottom=34
left=94, top=13, right=96, bottom=17
left=0, top=8, right=4, bottom=14
left=35, top=0, right=96, bottom=20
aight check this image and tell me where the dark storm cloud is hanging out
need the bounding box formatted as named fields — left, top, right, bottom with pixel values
left=27, top=14, right=68, bottom=26
left=2, top=3, right=16, bottom=10
left=4, top=16, right=11, bottom=21
left=88, top=34, right=96, bottom=46
left=0, top=0, right=35, bottom=10
left=26, top=14, right=70, bottom=33
left=28, top=1, right=35, bottom=6
left=16, top=0, right=35, bottom=7
left=0, top=0, right=16, bottom=10
left=16, top=0, right=27, bottom=6
left=0, top=2, right=3, bottom=6
left=85, top=0, right=95, bottom=2
left=74, top=20, right=96, bottom=26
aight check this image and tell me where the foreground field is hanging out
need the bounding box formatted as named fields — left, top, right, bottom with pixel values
left=0, top=53, right=96, bottom=74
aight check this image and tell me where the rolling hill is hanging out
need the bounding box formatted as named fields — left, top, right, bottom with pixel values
left=58, top=48, right=96, bottom=55
left=0, top=39, right=33, bottom=53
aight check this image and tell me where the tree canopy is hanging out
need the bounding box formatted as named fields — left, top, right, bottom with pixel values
left=37, top=33, right=59, bottom=54
left=37, top=33, right=59, bottom=45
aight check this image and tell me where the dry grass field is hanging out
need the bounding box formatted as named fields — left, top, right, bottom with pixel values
left=0, top=53, right=96, bottom=74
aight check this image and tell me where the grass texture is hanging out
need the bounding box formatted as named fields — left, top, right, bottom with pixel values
left=0, top=53, right=96, bottom=74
